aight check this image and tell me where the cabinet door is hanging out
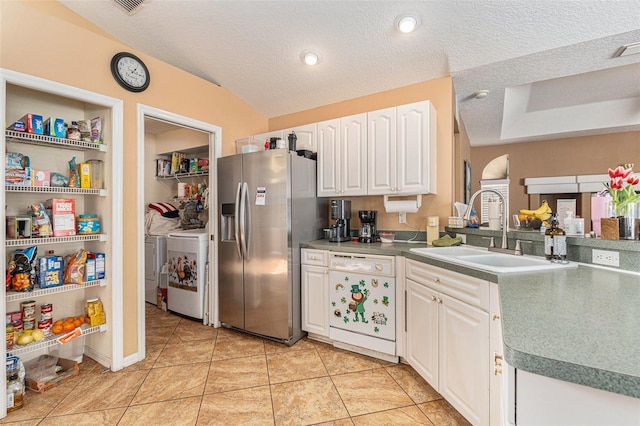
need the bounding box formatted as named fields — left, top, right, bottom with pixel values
left=367, top=107, right=396, bottom=195
left=439, top=292, right=490, bottom=426
left=489, top=283, right=504, bottom=426
left=340, top=113, right=367, bottom=196
left=317, top=118, right=340, bottom=197
left=301, top=264, right=329, bottom=337
left=396, top=101, right=436, bottom=195
left=405, top=279, right=439, bottom=388
left=283, top=123, right=317, bottom=152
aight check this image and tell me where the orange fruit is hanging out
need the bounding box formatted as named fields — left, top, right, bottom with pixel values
left=54, top=320, right=64, bottom=327
left=51, top=324, right=63, bottom=334
left=73, top=319, right=82, bottom=328
left=63, top=322, right=76, bottom=333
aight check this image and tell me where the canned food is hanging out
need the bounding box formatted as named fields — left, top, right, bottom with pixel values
left=6, top=311, right=21, bottom=326
left=10, top=320, right=23, bottom=332
left=37, top=319, right=52, bottom=331
left=21, top=301, right=36, bottom=319
left=40, top=303, right=53, bottom=320
left=22, top=318, right=35, bottom=330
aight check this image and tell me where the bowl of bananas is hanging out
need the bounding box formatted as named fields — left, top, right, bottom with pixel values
left=518, top=200, right=551, bottom=230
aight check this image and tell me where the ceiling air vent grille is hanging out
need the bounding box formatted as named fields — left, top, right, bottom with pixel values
left=112, top=0, right=148, bottom=15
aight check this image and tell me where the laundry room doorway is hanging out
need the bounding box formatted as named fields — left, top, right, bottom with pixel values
left=136, top=104, right=222, bottom=362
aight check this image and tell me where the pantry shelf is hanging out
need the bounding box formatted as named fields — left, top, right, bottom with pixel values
left=156, top=171, right=208, bottom=180
left=5, top=234, right=105, bottom=248
left=5, top=186, right=105, bottom=196
left=6, top=280, right=105, bottom=303
left=7, top=324, right=108, bottom=357
left=5, top=130, right=107, bottom=152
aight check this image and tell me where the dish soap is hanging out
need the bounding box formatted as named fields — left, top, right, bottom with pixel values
left=544, top=213, right=567, bottom=262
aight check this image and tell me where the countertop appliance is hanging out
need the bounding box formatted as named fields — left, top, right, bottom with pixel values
left=329, top=252, right=397, bottom=362
left=329, top=199, right=351, bottom=242
left=144, top=235, right=167, bottom=304
left=166, top=229, right=209, bottom=321
left=217, top=149, right=326, bottom=345
left=358, top=210, right=377, bottom=243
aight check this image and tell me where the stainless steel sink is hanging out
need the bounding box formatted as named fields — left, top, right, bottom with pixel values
left=409, top=246, right=578, bottom=273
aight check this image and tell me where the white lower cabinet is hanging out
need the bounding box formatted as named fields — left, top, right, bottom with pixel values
left=515, top=369, right=640, bottom=425
left=405, top=259, right=499, bottom=426
left=301, top=249, right=329, bottom=338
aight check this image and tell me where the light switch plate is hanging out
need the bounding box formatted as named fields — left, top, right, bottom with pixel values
left=592, top=249, right=619, bottom=267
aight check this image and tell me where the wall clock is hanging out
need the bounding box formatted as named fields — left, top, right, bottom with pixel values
left=110, top=52, right=150, bottom=92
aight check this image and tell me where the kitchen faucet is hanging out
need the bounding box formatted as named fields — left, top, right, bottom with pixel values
left=463, top=189, right=510, bottom=251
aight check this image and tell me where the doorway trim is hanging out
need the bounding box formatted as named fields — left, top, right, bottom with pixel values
left=135, top=104, right=222, bottom=363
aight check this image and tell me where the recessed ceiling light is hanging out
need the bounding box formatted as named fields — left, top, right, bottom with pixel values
left=301, top=50, right=321, bottom=66
left=395, top=13, right=421, bottom=34
left=474, top=90, right=490, bottom=99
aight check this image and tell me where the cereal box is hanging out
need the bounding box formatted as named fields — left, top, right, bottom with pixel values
left=44, top=198, right=76, bottom=236
left=33, top=170, right=50, bottom=187
left=44, top=117, right=66, bottom=138
left=18, top=114, right=44, bottom=134
left=38, top=256, right=63, bottom=288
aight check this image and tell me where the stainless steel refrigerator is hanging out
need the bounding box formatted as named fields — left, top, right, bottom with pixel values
left=217, top=149, right=326, bottom=345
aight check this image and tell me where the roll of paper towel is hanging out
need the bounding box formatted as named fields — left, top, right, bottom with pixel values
left=488, top=200, right=501, bottom=230
left=384, top=200, right=419, bottom=213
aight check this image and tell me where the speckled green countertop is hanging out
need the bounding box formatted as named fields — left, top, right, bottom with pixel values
left=302, top=239, right=640, bottom=399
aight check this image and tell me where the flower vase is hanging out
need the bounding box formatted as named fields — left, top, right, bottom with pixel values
left=618, top=203, right=637, bottom=240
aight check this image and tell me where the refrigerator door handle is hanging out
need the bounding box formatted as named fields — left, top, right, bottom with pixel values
left=234, top=182, right=242, bottom=259
left=242, top=181, right=251, bottom=259
left=239, top=181, right=250, bottom=260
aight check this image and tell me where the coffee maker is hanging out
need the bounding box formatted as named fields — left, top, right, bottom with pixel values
left=329, top=200, right=351, bottom=242
left=358, top=210, right=377, bottom=243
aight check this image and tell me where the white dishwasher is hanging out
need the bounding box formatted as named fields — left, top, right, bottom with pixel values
left=329, top=252, right=397, bottom=362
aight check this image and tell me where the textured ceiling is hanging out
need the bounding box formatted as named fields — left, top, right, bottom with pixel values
left=58, top=0, right=640, bottom=146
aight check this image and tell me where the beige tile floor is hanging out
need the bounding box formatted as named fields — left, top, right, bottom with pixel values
left=2, top=304, right=470, bottom=425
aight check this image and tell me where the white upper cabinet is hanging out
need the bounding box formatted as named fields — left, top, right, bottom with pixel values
left=367, top=106, right=396, bottom=194
left=317, top=114, right=367, bottom=197
left=368, top=100, right=437, bottom=195
left=282, top=123, right=317, bottom=152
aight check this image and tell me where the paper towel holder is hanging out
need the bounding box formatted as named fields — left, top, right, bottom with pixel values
left=383, top=194, right=422, bottom=213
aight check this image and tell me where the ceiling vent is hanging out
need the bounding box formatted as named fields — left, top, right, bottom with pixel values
left=614, top=41, right=640, bottom=58
left=112, top=0, right=148, bottom=15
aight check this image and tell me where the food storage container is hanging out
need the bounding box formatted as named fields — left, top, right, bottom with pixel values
left=379, top=231, right=396, bottom=243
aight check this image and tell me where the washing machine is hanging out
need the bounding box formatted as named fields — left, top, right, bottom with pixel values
left=144, top=235, right=167, bottom=304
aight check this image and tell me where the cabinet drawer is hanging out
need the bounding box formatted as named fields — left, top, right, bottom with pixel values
left=301, top=249, right=328, bottom=267
left=406, top=259, right=490, bottom=310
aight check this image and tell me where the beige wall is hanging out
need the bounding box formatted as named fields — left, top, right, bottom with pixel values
left=269, top=77, right=455, bottom=232
left=470, top=131, right=640, bottom=222
left=1, top=0, right=267, bottom=357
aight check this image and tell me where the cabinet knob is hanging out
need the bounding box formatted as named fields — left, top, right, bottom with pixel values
left=433, top=277, right=440, bottom=283
left=431, top=295, right=437, bottom=301
left=493, top=314, right=500, bottom=321
left=375, top=264, right=383, bottom=271
left=438, top=298, right=443, bottom=304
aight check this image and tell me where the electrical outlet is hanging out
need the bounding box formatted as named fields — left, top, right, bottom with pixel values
left=592, top=249, right=620, bottom=267
left=398, top=212, right=406, bottom=224
left=456, top=233, right=467, bottom=244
